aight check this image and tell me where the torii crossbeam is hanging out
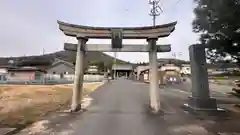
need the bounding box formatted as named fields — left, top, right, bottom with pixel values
left=64, top=43, right=171, bottom=52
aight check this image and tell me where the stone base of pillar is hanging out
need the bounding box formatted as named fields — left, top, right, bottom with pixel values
left=148, top=104, right=163, bottom=115
left=185, top=96, right=217, bottom=111
left=159, top=83, right=166, bottom=86
left=70, top=104, right=82, bottom=112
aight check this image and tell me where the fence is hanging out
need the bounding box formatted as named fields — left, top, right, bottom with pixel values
left=84, top=74, right=105, bottom=82
left=0, top=74, right=105, bottom=85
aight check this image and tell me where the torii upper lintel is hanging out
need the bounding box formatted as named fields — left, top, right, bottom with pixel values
left=57, top=20, right=177, bottom=39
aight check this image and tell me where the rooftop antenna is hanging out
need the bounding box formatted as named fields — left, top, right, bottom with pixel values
left=149, top=0, right=163, bottom=26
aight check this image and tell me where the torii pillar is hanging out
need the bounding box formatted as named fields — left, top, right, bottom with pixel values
left=71, top=36, right=88, bottom=112
left=148, top=38, right=160, bottom=112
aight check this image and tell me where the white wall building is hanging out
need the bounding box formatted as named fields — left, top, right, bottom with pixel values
left=180, top=64, right=191, bottom=75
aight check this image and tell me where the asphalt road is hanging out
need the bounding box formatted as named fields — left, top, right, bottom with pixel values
left=63, top=79, right=189, bottom=135
left=165, top=80, right=240, bottom=105
left=165, top=81, right=225, bottom=97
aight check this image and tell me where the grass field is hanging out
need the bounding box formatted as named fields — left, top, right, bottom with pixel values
left=0, top=82, right=103, bottom=128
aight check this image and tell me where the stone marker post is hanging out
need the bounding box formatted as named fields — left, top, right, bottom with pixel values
left=187, top=44, right=217, bottom=110
left=71, top=37, right=88, bottom=112
left=148, top=38, right=160, bottom=112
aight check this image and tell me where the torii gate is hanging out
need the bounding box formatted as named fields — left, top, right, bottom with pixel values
left=57, top=20, right=177, bottom=113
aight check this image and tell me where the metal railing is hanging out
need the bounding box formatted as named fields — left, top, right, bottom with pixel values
left=0, top=74, right=105, bottom=85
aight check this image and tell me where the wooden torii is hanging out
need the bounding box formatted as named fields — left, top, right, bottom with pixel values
left=58, top=20, right=177, bottom=113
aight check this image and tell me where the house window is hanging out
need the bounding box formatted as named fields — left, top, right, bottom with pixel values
left=63, top=72, right=68, bottom=75
left=53, top=72, right=56, bottom=74
left=10, top=72, right=15, bottom=76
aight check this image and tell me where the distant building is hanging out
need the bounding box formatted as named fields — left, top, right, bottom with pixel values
left=138, top=64, right=181, bottom=83
left=86, top=65, right=99, bottom=74
left=136, top=65, right=149, bottom=80
left=0, top=66, right=8, bottom=74
left=45, top=58, right=75, bottom=80
left=7, top=67, right=45, bottom=81
left=0, top=58, right=76, bottom=81
left=0, top=74, right=7, bottom=81
left=0, top=57, right=116, bottom=81
left=180, top=64, right=191, bottom=75
left=112, top=64, right=133, bottom=78
left=0, top=66, right=17, bottom=80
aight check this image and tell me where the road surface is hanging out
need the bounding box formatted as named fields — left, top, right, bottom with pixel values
left=166, top=81, right=226, bottom=97
left=166, top=80, right=240, bottom=105
left=59, top=79, right=191, bottom=135
left=16, top=79, right=240, bottom=135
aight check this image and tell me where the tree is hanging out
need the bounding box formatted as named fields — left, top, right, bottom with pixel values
left=104, top=62, right=113, bottom=71
left=192, top=0, right=240, bottom=64
left=88, top=61, right=105, bottom=72
left=116, top=60, right=127, bottom=65
left=97, top=61, right=105, bottom=72
left=88, top=60, right=99, bottom=66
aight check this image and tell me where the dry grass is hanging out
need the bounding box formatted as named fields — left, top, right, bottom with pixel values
left=0, top=82, right=103, bottom=128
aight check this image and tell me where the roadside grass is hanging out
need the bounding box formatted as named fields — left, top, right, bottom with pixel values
left=215, top=76, right=240, bottom=80
left=209, top=72, right=240, bottom=80
left=0, top=82, right=103, bottom=128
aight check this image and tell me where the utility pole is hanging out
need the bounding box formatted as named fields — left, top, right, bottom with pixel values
left=149, top=0, right=163, bottom=26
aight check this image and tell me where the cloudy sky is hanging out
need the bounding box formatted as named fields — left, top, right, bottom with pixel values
left=0, top=0, right=199, bottom=63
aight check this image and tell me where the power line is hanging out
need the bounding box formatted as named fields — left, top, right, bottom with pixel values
left=174, top=0, right=182, bottom=5
left=159, top=0, right=165, bottom=12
